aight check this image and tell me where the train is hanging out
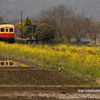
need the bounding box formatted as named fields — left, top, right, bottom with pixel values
left=0, top=24, right=15, bottom=43
left=0, top=24, right=37, bottom=44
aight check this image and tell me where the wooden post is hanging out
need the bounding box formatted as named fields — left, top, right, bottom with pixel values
left=21, top=10, right=23, bottom=38
left=96, top=36, right=98, bottom=45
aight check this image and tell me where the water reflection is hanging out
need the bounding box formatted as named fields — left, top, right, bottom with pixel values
left=14, top=62, right=29, bottom=67
left=0, top=60, right=14, bottom=67
left=0, top=60, right=29, bottom=67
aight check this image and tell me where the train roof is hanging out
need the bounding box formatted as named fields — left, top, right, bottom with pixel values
left=0, top=24, right=14, bottom=26
left=0, top=24, right=14, bottom=28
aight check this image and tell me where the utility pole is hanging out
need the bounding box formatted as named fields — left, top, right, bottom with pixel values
left=21, top=10, right=23, bottom=38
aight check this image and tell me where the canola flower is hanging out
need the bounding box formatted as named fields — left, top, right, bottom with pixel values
left=0, top=42, right=100, bottom=78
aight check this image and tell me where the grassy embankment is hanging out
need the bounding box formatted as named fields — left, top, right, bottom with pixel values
left=0, top=42, right=100, bottom=79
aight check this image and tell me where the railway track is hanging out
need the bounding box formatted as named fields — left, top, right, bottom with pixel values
left=15, top=37, right=37, bottom=44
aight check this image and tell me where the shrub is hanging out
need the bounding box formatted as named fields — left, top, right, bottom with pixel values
left=36, top=23, right=55, bottom=43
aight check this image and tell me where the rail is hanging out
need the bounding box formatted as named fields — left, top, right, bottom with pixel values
left=15, top=37, right=37, bottom=44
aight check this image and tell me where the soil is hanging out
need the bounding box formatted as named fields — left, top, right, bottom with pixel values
left=0, top=96, right=62, bottom=100
left=0, top=69, right=97, bottom=85
left=0, top=96, right=99, bottom=100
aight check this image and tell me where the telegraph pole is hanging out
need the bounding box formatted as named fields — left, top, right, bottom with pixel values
left=21, top=10, right=23, bottom=38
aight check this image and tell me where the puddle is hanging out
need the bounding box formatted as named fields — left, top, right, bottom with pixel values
left=14, top=62, right=30, bottom=67
left=0, top=59, right=30, bottom=67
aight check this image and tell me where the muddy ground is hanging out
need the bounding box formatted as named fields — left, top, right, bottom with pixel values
left=0, top=96, right=99, bottom=100
left=0, top=86, right=100, bottom=100
left=0, top=96, right=62, bottom=100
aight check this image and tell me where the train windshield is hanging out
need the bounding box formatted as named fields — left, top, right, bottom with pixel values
left=1, top=28, right=4, bottom=32
left=10, top=28, right=13, bottom=32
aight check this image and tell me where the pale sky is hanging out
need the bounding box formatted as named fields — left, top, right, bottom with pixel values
left=0, top=0, right=100, bottom=20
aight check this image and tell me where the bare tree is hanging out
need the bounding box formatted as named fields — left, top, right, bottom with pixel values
left=59, top=12, right=95, bottom=42
left=39, top=5, right=73, bottom=40
left=31, top=17, right=39, bottom=25
left=89, top=21, right=100, bottom=44
left=69, top=13, right=93, bottom=42
left=34, top=5, right=99, bottom=43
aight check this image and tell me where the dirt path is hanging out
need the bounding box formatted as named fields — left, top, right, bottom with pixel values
left=0, top=92, right=100, bottom=100
left=0, top=86, right=100, bottom=100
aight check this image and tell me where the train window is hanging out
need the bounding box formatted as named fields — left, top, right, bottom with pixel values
left=1, top=62, right=4, bottom=66
left=9, top=62, right=13, bottom=65
left=6, top=29, right=8, bottom=32
left=1, top=28, right=4, bottom=32
left=10, top=28, right=13, bottom=32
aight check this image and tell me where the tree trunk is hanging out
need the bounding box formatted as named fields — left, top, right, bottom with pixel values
left=95, top=34, right=98, bottom=45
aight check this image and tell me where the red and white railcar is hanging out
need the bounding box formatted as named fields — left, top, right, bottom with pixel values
left=0, top=24, right=15, bottom=42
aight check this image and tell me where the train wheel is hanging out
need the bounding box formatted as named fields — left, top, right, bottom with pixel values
left=10, top=38, right=15, bottom=43
left=0, top=38, right=3, bottom=41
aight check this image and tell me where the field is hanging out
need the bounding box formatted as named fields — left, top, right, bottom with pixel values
left=0, top=42, right=100, bottom=99
left=0, top=68, right=96, bottom=85
left=0, top=42, right=100, bottom=80
left=0, top=54, right=97, bottom=86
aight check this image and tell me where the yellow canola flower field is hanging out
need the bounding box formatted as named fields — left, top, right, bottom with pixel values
left=0, top=42, right=100, bottom=78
